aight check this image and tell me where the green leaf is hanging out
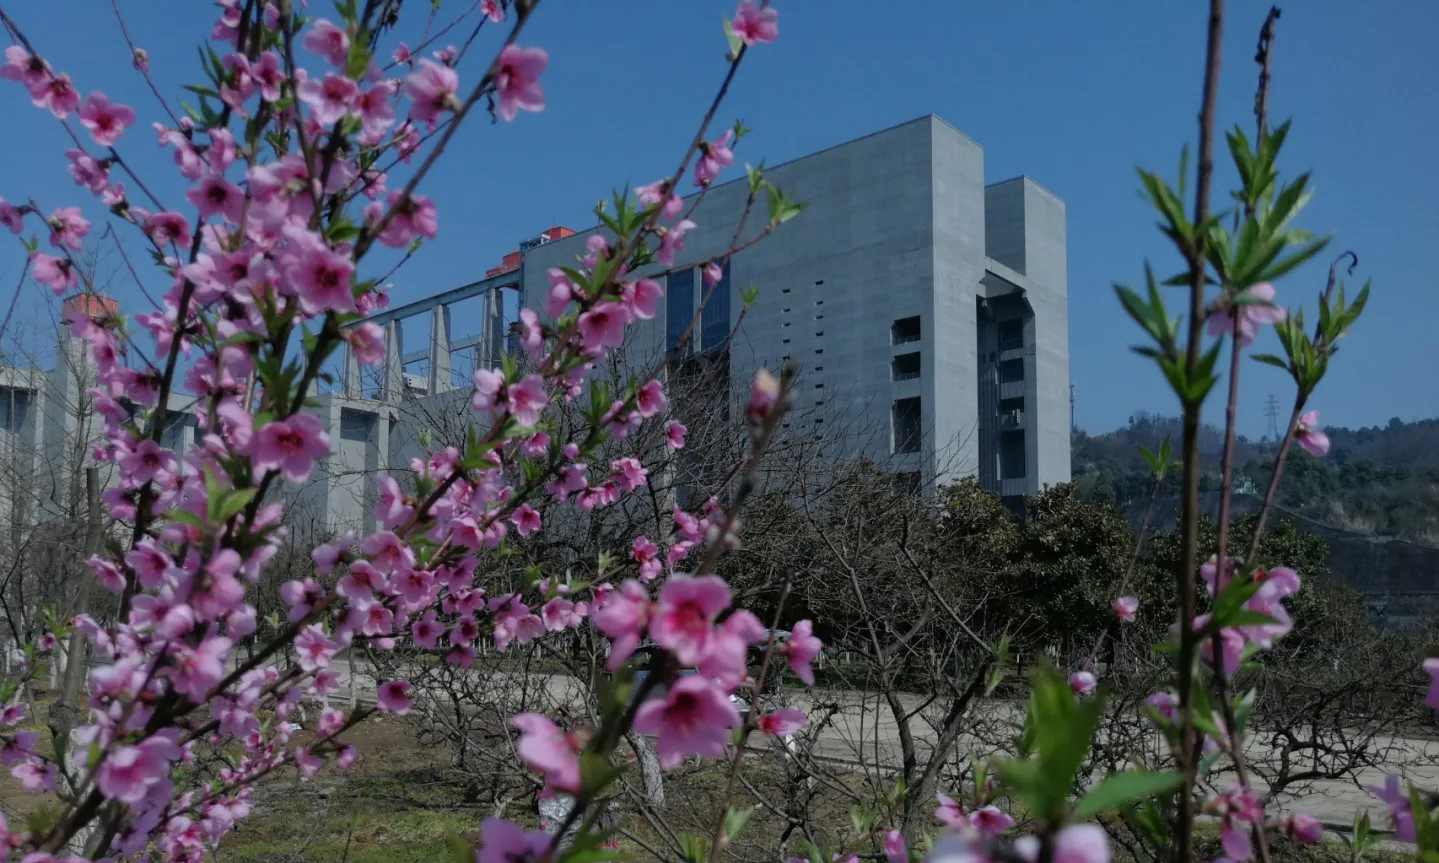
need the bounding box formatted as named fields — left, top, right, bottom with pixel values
left=1250, top=353, right=1289, bottom=370
left=445, top=832, right=472, bottom=863
left=1073, top=770, right=1183, bottom=819
left=723, top=806, right=754, bottom=842
left=721, top=16, right=743, bottom=59
left=678, top=835, right=709, bottom=863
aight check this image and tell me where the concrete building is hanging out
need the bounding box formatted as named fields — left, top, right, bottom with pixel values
left=517, top=115, right=1071, bottom=500
left=321, top=115, right=1071, bottom=527
left=0, top=119, right=1070, bottom=537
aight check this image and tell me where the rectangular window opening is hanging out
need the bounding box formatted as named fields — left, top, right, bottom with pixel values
left=891, top=316, right=921, bottom=345
left=892, top=396, right=921, bottom=454
left=892, top=352, right=921, bottom=382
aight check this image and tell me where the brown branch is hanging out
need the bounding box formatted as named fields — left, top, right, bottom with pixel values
left=1174, top=3, right=1226, bottom=862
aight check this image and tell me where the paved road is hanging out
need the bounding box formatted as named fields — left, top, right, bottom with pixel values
left=319, top=657, right=1434, bottom=831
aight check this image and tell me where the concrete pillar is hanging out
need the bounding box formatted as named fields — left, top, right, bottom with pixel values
left=428, top=304, right=452, bottom=395
left=381, top=320, right=404, bottom=403
left=341, top=343, right=361, bottom=398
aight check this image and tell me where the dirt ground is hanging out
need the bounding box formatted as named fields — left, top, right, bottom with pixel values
left=0, top=681, right=1411, bottom=862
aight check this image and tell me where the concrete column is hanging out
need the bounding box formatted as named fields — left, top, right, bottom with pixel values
left=428, top=304, right=452, bottom=395
left=381, top=320, right=404, bottom=403
left=341, top=343, right=361, bottom=398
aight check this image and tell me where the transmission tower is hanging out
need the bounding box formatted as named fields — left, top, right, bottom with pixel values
left=1263, top=393, right=1280, bottom=441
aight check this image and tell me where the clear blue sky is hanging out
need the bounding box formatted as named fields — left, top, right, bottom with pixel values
left=1, top=2, right=1434, bottom=437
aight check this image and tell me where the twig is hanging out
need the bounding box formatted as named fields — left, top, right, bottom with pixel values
left=1174, top=3, right=1227, bottom=862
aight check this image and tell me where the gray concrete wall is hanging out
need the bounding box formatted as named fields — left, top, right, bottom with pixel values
left=929, top=118, right=987, bottom=486
left=984, top=177, right=1071, bottom=491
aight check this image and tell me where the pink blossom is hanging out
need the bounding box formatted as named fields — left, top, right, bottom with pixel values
left=610, top=457, right=647, bottom=492
left=373, top=475, right=412, bottom=529
left=372, top=191, right=439, bottom=248
left=511, top=504, right=541, bottom=536
left=376, top=680, right=411, bottom=714
left=47, top=206, right=89, bottom=251
left=935, top=792, right=965, bottom=826
left=698, top=609, right=765, bottom=685
left=623, top=278, right=663, bottom=320
left=1241, top=568, right=1300, bottom=648
left=1015, top=825, right=1110, bottom=863
left=1, top=45, right=47, bottom=90
left=302, top=18, right=350, bottom=66
left=541, top=598, right=585, bottom=631
left=404, top=59, right=458, bottom=126
left=507, top=374, right=548, bottom=426
left=511, top=713, right=582, bottom=792
left=476, top=817, right=549, bottom=863
left=694, top=130, right=734, bottom=187
left=411, top=611, right=442, bottom=649
left=121, top=439, right=175, bottom=486
left=1295, top=410, right=1330, bottom=457
left=969, top=804, right=1015, bottom=838
left=252, top=413, right=330, bottom=482
left=732, top=0, right=779, bottom=45
left=472, top=368, right=504, bottom=415
left=635, top=379, right=667, bottom=417
left=637, top=179, right=684, bottom=222
left=1220, top=821, right=1252, bottom=861
left=481, top=0, right=503, bottom=21
left=1069, top=671, right=1097, bottom=696
left=746, top=368, right=781, bottom=422
left=252, top=51, right=283, bottom=101
left=186, top=174, right=244, bottom=223
left=96, top=735, right=183, bottom=804
left=0, top=196, right=22, bottom=234
left=1113, top=596, right=1139, bottom=621
left=666, top=420, right=687, bottom=450
left=756, top=707, right=804, bottom=737
left=391, top=43, right=411, bottom=65
left=171, top=636, right=231, bottom=701
left=782, top=619, right=821, bottom=685
left=355, top=83, right=396, bottom=139
left=66, top=148, right=110, bottom=194
left=1285, top=813, right=1322, bottom=844
left=651, top=575, right=730, bottom=665
left=656, top=219, right=696, bottom=267
left=346, top=321, right=386, bottom=365
left=578, top=302, right=630, bottom=352
left=1146, top=690, right=1178, bottom=723
left=1371, top=775, right=1415, bottom=842
left=295, top=625, right=337, bottom=672
left=544, top=267, right=576, bottom=318
left=12, top=759, right=56, bottom=791
left=495, top=44, right=547, bottom=121
left=882, top=828, right=906, bottom=863
left=125, top=540, right=172, bottom=588
left=287, top=240, right=356, bottom=314
left=1424, top=658, right=1439, bottom=710
left=1198, top=621, right=1246, bottom=677
left=633, top=674, right=740, bottom=769
left=29, top=71, right=79, bottom=117
left=78, top=91, right=136, bottom=146
left=703, top=261, right=724, bottom=286
left=1206, top=281, right=1285, bottom=347
left=2, top=731, right=36, bottom=764
left=298, top=73, right=358, bottom=125
left=593, top=580, right=653, bottom=669
left=143, top=211, right=192, bottom=248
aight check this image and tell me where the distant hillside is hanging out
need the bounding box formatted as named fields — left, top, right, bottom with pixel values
left=1073, top=414, right=1439, bottom=544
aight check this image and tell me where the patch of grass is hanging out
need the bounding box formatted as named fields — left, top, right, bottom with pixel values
left=221, top=794, right=478, bottom=863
